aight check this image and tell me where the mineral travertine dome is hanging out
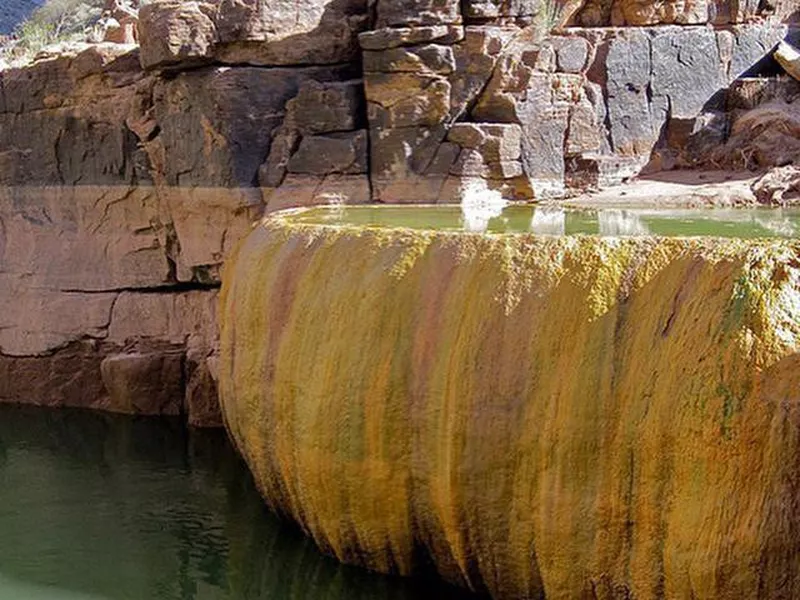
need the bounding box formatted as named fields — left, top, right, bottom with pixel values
left=219, top=213, right=800, bottom=599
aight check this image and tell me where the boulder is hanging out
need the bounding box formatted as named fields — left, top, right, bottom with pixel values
left=650, top=27, right=725, bottom=119
left=462, top=0, right=541, bottom=21
left=138, top=1, right=217, bottom=70
left=604, top=30, right=655, bottom=156
left=711, top=100, right=800, bottom=169
left=553, top=36, right=590, bottom=73
left=214, top=0, right=370, bottom=66
left=752, top=166, right=800, bottom=204
left=447, top=123, right=523, bottom=161
left=776, top=41, right=800, bottom=82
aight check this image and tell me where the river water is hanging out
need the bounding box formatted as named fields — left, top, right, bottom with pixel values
left=0, top=405, right=475, bottom=600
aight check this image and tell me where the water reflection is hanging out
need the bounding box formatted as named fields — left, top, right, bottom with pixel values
left=530, top=207, right=566, bottom=235
left=289, top=205, right=800, bottom=239
left=597, top=210, right=649, bottom=236
left=0, top=406, right=476, bottom=600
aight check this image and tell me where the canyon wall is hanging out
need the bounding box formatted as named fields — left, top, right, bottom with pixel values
left=219, top=212, right=800, bottom=599
left=0, top=0, right=796, bottom=423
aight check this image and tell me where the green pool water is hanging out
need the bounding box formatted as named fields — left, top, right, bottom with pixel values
left=0, top=406, right=475, bottom=600
left=285, top=205, right=800, bottom=238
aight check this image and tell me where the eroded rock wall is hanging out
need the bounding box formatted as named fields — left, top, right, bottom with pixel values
left=219, top=214, right=800, bottom=599
left=0, top=3, right=367, bottom=423
left=0, top=1, right=795, bottom=423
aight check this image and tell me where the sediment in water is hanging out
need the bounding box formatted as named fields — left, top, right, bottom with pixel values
left=219, top=212, right=800, bottom=599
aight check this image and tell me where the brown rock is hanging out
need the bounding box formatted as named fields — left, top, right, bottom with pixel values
left=566, top=97, right=603, bottom=155
left=107, top=290, right=218, bottom=348
left=264, top=174, right=371, bottom=212
left=214, top=0, right=370, bottom=66
left=375, top=0, right=462, bottom=27
left=450, top=26, right=514, bottom=118
left=259, top=126, right=302, bottom=188
left=0, top=282, right=116, bottom=357
left=162, top=187, right=262, bottom=281
left=471, top=55, right=533, bottom=123
left=0, top=186, right=169, bottom=294
left=450, top=149, right=523, bottom=178
left=286, top=80, right=366, bottom=134
left=287, top=131, right=369, bottom=175
left=447, top=123, right=523, bottom=161
left=358, top=26, right=465, bottom=51
left=0, top=341, right=109, bottom=408
left=726, top=77, right=800, bottom=111
left=186, top=354, right=223, bottom=428
left=711, top=101, right=800, bottom=169
left=138, top=1, right=217, bottom=70
left=752, top=166, right=800, bottom=205
left=100, top=350, right=184, bottom=416
left=366, top=72, right=451, bottom=128
left=463, top=0, right=540, bottom=21
left=363, top=45, right=456, bottom=75
left=150, top=65, right=353, bottom=188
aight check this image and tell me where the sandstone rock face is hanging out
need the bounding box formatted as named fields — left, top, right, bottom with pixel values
left=214, top=0, right=370, bottom=66
left=0, top=0, right=795, bottom=428
left=220, top=212, right=800, bottom=599
left=139, top=0, right=370, bottom=69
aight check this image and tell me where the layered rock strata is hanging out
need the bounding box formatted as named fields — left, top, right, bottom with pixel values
left=220, top=211, right=800, bottom=599
left=0, top=1, right=796, bottom=423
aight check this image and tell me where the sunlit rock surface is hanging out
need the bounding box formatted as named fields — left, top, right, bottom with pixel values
left=220, top=211, right=800, bottom=599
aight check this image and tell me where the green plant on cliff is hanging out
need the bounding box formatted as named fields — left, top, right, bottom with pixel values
left=4, top=0, right=104, bottom=64
left=541, top=0, right=567, bottom=32
left=13, top=19, right=56, bottom=54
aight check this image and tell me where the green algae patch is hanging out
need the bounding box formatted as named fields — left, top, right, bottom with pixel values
left=219, top=209, right=800, bottom=600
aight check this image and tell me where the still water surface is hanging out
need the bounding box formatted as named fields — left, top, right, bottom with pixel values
left=287, top=205, right=800, bottom=238
left=0, top=405, right=475, bottom=600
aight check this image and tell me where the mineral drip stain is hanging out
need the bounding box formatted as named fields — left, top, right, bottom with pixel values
left=220, top=207, right=800, bottom=599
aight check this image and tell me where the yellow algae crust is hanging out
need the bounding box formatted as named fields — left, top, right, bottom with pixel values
left=219, top=211, right=800, bottom=600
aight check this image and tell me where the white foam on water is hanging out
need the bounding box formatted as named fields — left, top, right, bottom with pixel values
left=459, top=179, right=507, bottom=233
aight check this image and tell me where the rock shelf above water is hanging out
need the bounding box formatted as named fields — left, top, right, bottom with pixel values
left=220, top=207, right=800, bottom=599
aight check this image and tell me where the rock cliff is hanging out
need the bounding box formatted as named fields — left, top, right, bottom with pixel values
left=0, top=1, right=797, bottom=424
